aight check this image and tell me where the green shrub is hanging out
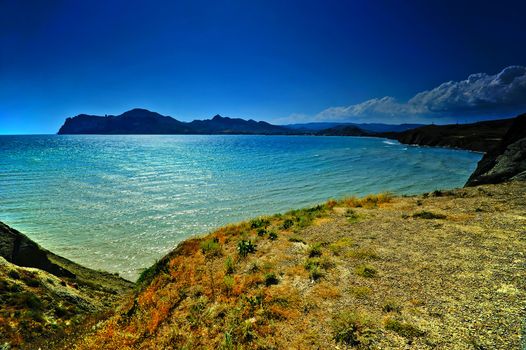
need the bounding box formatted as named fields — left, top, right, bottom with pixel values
left=221, top=332, right=234, bottom=350
left=382, top=300, right=401, bottom=313
left=268, top=231, right=278, bottom=240
left=248, top=262, right=260, bottom=273
left=309, top=266, right=324, bottom=281
left=244, top=294, right=263, bottom=310
left=319, top=256, right=335, bottom=269
left=16, top=292, right=42, bottom=310
left=8, top=270, right=20, bottom=280
left=289, top=236, right=306, bottom=244
left=250, top=217, right=270, bottom=229
left=328, top=238, right=353, bottom=255
left=264, top=273, right=279, bottom=286
left=200, top=238, right=222, bottom=257
left=355, top=264, right=377, bottom=278
left=332, top=311, right=376, bottom=346
left=187, top=296, right=209, bottom=328
left=136, top=259, right=167, bottom=289
left=224, top=256, right=235, bottom=275
left=304, top=258, right=320, bottom=271
left=412, top=211, right=446, bottom=219
left=237, top=240, right=256, bottom=257
left=223, top=275, right=235, bottom=294
left=23, top=276, right=41, bottom=288
left=308, top=243, right=323, bottom=258
left=304, top=258, right=324, bottom=281
left=281, top=218, right=294, bottom=230
left=296, top=215, right=314, bottom=229
left=346, top=209, right=359, bottom=222
left=385, top=318, right=425, bottom=338
left=257, top=228, right=267, bottom=236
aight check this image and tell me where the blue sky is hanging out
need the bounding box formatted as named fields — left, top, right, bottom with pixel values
left=1, top=0, right=526, bottom=134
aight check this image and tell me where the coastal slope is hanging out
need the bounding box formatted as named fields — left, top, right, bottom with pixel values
left=71, top=181, right=526, bottom=350
left=0, top=222, right=133, bottom=348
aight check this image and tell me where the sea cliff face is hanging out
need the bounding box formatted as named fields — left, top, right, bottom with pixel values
left=386, top=118, right=515, bottom=152
left=465, top=113, right=526, bottom=186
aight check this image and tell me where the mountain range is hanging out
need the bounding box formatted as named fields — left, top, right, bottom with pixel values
left=58, top=109, right=290, bottom=135
left=57, top=108, right=422, bottom=135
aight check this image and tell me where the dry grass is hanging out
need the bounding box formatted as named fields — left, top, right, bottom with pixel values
left=68, top=181, right=526, bottom=350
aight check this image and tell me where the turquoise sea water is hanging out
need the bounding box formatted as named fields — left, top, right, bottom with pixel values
left=0, top=135, right=481, bottom=280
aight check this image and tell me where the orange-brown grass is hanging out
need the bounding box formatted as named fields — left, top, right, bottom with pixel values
left=311, top=281, right=342, bottom=299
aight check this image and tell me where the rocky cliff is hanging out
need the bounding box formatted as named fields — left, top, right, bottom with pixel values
left=385, top=118, right=515, bottom=152
left=465, top=113, right=526, bottom=186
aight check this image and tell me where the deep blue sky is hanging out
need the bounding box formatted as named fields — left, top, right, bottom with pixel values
left=1, top=0, right=526, bottom=134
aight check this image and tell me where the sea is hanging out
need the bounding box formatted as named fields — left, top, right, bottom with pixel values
left=0, top=134, right=481, bottom=280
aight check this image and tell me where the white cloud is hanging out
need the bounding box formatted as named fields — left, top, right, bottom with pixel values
left=311, top=66, right=526, bottom=123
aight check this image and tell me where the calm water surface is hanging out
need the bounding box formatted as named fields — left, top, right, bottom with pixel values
left=0, top=135, right=481, bottom=280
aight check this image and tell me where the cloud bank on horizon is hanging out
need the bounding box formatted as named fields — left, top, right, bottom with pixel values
left=304, top=66, right=526, bottom=124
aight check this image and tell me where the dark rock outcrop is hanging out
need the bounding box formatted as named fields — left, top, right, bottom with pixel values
left=385, top=118, right=515, bottom=152
left=0, top=221, right=75, bottom=278
left=58, top=109, right=291, bottom=135
left=465, top=113, right=526, bottom=186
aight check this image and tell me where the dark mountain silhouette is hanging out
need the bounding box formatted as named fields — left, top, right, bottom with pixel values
left=58, top=109, right=291, bottom=135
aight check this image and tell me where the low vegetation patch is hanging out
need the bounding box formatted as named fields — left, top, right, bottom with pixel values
left=347, top=246, right=378, bottom=260
left=332, top=311, right=377, bottom=346
left=385, top=318, right=425, bottom=339
left=343, top=192, right=392, bottom=208
left=237, top=240, right=256, bottom=257
left=200, top=238, right=222, bottom=257
left=328, top=237, right=353, bottom=256
left=308, top=243, right=323, bottom=258
left=354, top=264, right=378, bottom=278
left=412, top=211, right=447, bottom=219
left=288, top=236, right=306, bottom=244
left=224, top=256, right=235, bottom=275
left=250, top=217, right=270, bottom=229
left=264, top=273, right=279, bottom=286
left=345, top=209, right=360, bottom=222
